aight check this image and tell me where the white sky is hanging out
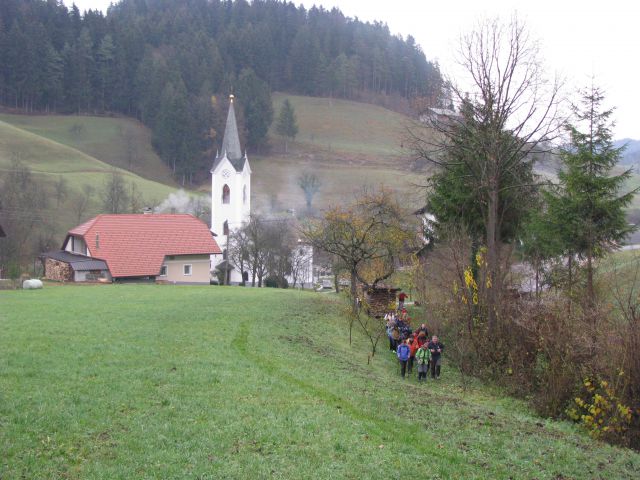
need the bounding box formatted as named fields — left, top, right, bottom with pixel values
left=66, top=0, right=640, bottom=139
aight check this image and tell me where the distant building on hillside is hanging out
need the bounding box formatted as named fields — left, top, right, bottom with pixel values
left=210, top=95, right=251, bottom=284
left=41, top=214, right=221, bottom=284
left=419, top=107, right=461, bottom=127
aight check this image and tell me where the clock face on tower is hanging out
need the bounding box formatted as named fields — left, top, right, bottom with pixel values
left=221, top=169, right=231, bottom=178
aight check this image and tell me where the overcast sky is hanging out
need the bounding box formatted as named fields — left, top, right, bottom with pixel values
left=66, top=0, right=639, bottom=139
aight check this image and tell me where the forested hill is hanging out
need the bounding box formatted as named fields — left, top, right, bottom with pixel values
left=0, top=0, right=444, bottom=183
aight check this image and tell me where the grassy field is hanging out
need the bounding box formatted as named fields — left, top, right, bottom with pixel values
left=0, top=114, right=176, bottom=186
left=0, top=117, right=181, bottom=244
left=252, top=93, right=431, bottom=213
left=1, top=285, right=639, bottom=479
left=272, top=93, right=413, bottom=157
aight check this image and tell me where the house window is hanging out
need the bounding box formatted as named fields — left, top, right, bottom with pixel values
left=223, top=220, right=229, bottom=236
left=160, top=265, right=167, bottom=276
left=243, top=185, right=247, bottom=204
left=183, top=264, right=192, bottom=276
left=222, top=184, right=230, bottom=204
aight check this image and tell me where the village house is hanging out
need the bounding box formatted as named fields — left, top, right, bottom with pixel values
left=41, top=214, right=221, bottom=284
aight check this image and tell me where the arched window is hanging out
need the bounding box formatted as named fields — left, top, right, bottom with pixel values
left=222, top=184, right=230, bottom=204
left=223, top=220, right=229, bottom=236
left=243, top=185, right=247, bottom=204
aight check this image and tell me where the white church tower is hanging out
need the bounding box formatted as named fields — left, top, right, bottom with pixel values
left=211, top=95, right=251, bottom=284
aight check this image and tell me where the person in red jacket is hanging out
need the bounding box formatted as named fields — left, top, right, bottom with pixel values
left=408, top=333, right=420, bottom=375
left=397, top=291, right=408, bottom=310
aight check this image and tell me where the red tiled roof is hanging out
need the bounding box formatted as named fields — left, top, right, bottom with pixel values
left=67, top=214, right=221, bottom=278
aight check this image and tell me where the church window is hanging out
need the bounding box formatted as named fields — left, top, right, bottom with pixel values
left=223, top=220, right=229, bottom=236
left=222, top=184, right=230, bottom=204
left=243, top=185, right=247, bottom=204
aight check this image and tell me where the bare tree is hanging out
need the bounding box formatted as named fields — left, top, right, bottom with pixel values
left=0, top=159, right=48, bottom=274
left=229, top=226, right=250, bottom=286
left=101, top=169, right=129, bottom=214
left=298, top=172, right=321, bottom=210
left=54, top=176, right=68, bottom=207
left=73, top=184, right=95, bottom=223
left=290, top=243, right=312, bottom=288
left=122, top=127, right=139, bottom=168
left=264, top=220, right=294, bottom=287
left=128, top=181, right=144, bottom=213
left=408, top=17, right=562, bottom=335
left=243, top=215, right=270, bottom=287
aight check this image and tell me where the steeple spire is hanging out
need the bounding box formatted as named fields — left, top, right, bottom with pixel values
left=220, top=94, right=242, bottom=161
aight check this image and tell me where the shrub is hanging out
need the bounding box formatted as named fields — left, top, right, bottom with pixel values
left=264, top=276, right=288, bottom=289
left=567, top=377, right=633, bottom=441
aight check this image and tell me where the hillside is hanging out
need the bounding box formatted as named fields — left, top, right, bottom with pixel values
left=0, top=114, right=176, bottom=186
left=252, top=93, right=429, bottom=213
left=0, top=118, right=179, bottom=240
left=1, top=285, right=638, bottom=478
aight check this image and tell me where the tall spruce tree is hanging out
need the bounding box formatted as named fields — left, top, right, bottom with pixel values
left=275, top=98, right=298, bottom=153
left=547, top=85, right=638, bottom=304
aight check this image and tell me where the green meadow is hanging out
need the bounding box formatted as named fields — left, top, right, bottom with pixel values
left=0, top=114, right=176, bottom=186
left=1, top=285, right=638, bottom=479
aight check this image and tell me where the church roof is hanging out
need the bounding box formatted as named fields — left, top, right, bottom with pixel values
left=211, top=97, right=247, bottom=173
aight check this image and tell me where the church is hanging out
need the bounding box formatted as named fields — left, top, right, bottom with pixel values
left=210, top=95, right=251, bottom=284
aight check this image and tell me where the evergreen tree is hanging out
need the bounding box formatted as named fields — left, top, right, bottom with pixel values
left=235, top=68, right=273, bottom=149
left=275, top=98, right=298, bottom=153
left=546, top=85, right=638, bottom=303
left=96, top=34, right=115, bottom=111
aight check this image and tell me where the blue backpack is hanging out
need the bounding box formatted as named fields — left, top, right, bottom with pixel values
left=397, top=343, right=410, bottom=361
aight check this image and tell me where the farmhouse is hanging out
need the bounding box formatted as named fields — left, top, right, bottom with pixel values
left=42, top=214, right=221, bottom=284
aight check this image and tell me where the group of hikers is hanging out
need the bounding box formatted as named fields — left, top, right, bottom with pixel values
left=385, top=293, right=445, bottom=381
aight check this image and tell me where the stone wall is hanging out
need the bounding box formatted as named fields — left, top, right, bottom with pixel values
left=44, top=258, right=73, bottom=282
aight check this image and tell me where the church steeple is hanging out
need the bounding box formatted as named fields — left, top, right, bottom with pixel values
left=210, top=95, right=251, bottom=285
left=220, top=95, right=242, bottom=161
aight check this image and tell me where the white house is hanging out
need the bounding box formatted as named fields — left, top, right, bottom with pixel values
left=210, top=95, right=251, bottom=284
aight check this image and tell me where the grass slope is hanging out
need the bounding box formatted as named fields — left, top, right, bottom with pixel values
left=253, top=93, right=428, bottom=213
left=0, top=114, right=176, bottom=186
left=1, top=285, right=638, bottom=479
left=272, top=93, right=411, bottom=156
left=0, top=118, right=179, bottom=240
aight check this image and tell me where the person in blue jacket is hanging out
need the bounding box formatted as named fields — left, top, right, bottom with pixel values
left=396, top=338, right=411, bottom=379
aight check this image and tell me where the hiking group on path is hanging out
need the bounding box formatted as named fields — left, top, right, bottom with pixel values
left=385, top=292, right=445, bottom=381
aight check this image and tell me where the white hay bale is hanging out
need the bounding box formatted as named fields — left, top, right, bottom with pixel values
left=22, top=279, right=43, bottom=289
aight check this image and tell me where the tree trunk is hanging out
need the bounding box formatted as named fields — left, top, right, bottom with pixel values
left=350, top=269, right=358, bottom=315
left=567, top=253, right=573, bottom=313
left=486, top=179, right=499, bottom=336
left=535, top=256, right=540, bottom=300
left=349, top=268, right=358, bottom=345
left=586, top=243, right=594, bottom=307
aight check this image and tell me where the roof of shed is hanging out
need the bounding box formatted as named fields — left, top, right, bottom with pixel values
left=41, top=250, right=108, bottom=271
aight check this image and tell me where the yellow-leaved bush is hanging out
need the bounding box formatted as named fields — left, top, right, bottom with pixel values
left=566, top=377, right=633, bottom=439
